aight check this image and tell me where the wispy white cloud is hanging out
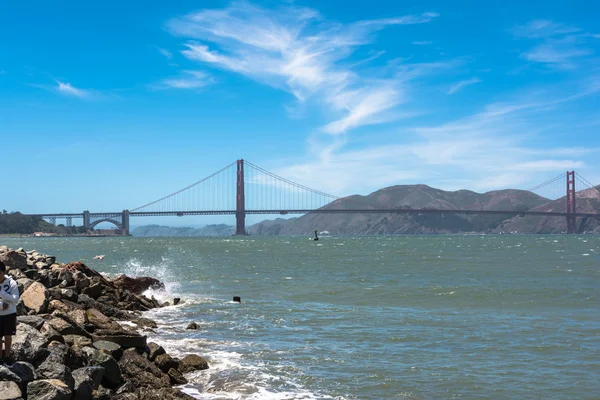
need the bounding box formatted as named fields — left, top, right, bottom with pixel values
left=412, top=41, right=432, bottom=45
left=167, top=2, right=439, bottom=134
left=447, top=77, right=481, bottom=94
left=513, top=20, right=597, bottom=69
left=56, top=80, right=91, bottom=98
left=156, top=70, right=213, bottom=90
left=157, top=47, right=173, bottom=59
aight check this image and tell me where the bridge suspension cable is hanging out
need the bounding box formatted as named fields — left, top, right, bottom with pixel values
left=575, top=173, right=600, bottom=196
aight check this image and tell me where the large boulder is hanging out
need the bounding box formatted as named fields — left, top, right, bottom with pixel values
left=154, top=353, right=178, bottom=374
left=147, top=342, right=166, bottom=362
left=118, top=349, right=170, bottom=390
left=20, top=281, right=50, bottom=314
left=81, top=346, right=121, bottom=389
left=11, top=323, right=49, bottom=363
left=0, top=250, right=27, bottom=270
left=113, top=275, right=164, bottom=295
left=0, top=381, right=22, bottom=400
left=36, top=360, right=75, bottom=390
left=178, top=354, right=209, bottom=373
left=72, top=366, right=105, bottom=400
left=16, top=315, right=45, bottom=330
left=26, top=379, right=72, bottom=400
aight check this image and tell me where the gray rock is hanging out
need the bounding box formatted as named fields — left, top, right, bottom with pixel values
left=12, top=323, right=49, bottom=363
left=8, top=361, right=37, bottom=384
left=93, top=340, right=123, bottom=360
left=72, top=366, right=105, bottom=400
left=26, top=379, right=72, bottom=400
left=81, top=346, right=122, bottom=388
left=178, top=354, right=209, bottom=373
left=16, top=315, right=45, bottom=330
left=147, top=342, right=166, bottom=362
left=118, top=349, right=170, bottom=390
left=0, top=365, right=21, bottom=381
left=40, top=322, right=64, bottom=344
left=64, top=335, right=92, bottom=348
left=0, top=380, right=22, bottom=400
left=185, top=322, right=199, bottom=330
left=37, top=360, right=75, bottom=389
left=167, top=367, right=188, bottom=385
left=16, top=277, right=35, bottom=293
left=154, top=353, right=178, bottom=373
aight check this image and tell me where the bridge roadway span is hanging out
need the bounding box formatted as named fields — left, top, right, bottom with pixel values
left=27, top=209, right=600, bottom=218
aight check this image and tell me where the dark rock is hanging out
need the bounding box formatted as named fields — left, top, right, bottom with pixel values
left=135, top=387, right=196, bottom=399
left=92, top=385, right=113, bottom=400
left=178, top=354, right=209, bottom=373
left=82, top=283, right=103, bottom=300
left=93, top=340, right=123, bottom=360
left=7, top=361, right=37, bottom=384
left=27, top=379, right=72, bottom=400
left=72, top=366, right=105, bottom=400
left=0, top=381, right=22, bottom=399
left=0, top=365, right=21, bottom=381
left=40, top=322, right=64, bottom=344
left=167, top=368, right=188, bottom=385
left=154, top=353, right=178, bottom=373
left=12, top=323, right=49, bottom=363
left=37, top=360, right=75, bottom=389
left=118, top=349, right=171, bottom=390
left=173, top=298, right=181, bottom=305
left=147, top=342, right=166, bottom=362
left=60, top=288, right=78, bottom=302
left=16, top=315, right=45, bottom=330
left=115, top=380, right=136, bottom=395
left=81, top=346, right=122, bottom=389
left=91, top=331, right=147, bottom=349
left=133, top=317, right=157, bottom=329
left=0, top=250, right=27, bottom=270
left=45, top=341, right=71, bottom=365
left=24, top=269, right=39, bottom=280
left=186, top=322, right=199, bottom=330
left=113, top=275, right=164, bottom=295
left=16, top=277, right=35, bottom=294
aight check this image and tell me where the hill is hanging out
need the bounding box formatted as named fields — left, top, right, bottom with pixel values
left=248, top=185, right=555, bottom=235
left=494, top=186, right=600, bottom=233
left=132, top=224, right=234, bottom=237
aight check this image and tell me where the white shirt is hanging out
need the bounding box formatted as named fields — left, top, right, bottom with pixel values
left=0, top=276, right=19, bottom=315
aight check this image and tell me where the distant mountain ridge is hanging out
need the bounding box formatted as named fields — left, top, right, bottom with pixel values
left=248, top=184, right=600, bottom=234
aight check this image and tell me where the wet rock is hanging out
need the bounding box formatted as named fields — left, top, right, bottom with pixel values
left=12, top=323, right=49, bottom=363
left=27, top=379, right=72, bottom=400
left=0, top=381, right=22, bottom=400
left=135, top=387, right=196, bottom=399
left=178, top=354, right=209, bottom=373
left=154, top=353, right=178, bottom=373
left=173, top=298, right=181, bottom=305
left=186, top=322, right=199, bottom=330
left=133, top=317, right=157, bottom=329
left=16, top=315, right=45, bottom=330
left=147, top=342, right=166, bottom=362
left=118, top=349, right=170, bottom=390
left=21, top=281, right=50, bottom=313
left=167, top=368, right=188, bottom=385
left=113, top=275, right=164, bottom=295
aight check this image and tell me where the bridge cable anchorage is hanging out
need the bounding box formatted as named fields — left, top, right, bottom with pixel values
left=131, top=161, right=237, bottom=212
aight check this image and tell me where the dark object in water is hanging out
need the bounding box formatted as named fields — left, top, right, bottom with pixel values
left=233, top=296, right=241, bottom=303
left=173, top=298, right=181, bottom=305
left=313, top=230, right=319, bottom=241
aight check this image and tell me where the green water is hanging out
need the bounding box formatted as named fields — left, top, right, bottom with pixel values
left=3, top=235, right=599, bottom=399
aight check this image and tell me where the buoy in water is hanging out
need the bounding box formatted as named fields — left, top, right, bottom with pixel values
left=233, top=296, right=241, bottom=303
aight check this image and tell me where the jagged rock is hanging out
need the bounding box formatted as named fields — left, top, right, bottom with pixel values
left=12, top=323, right=49, bottom=363
left=16, top=315, right=45, bottom=330
left=92, top=330, right=147, bottom=349
left=72, top=366, right=105, bottom=400
left=93, top=340, right=123, bottom=360
left=0, top=250, right=27, bottom=270
left=147, top=343, right=166, bottom=362
left=115, top=380, right=136, bottom=395
left=167, top=368, right=188, bottom=385
left=64, top=335, right=93, bottom=347
left=8, top=268, right=27, bottom=280
left=0, top=365, right=21, bottom=381
left=20, top=281, right=50, bottom=313
left=82, top=283, right=103, bottom=300
left=0, top=381, right=22, bottom=400
left=154, top=353, right=178, bottom=373
left=40, top=322, right=64, bottom=343
left=48, top=299, right=70, bottom=314
left=186, top=322, right=199, bottom=330
left=133, top=317, right=157, bottom=329
left=70, top=308, right=88, bottom=326
left=173, top=298, right=181, bottom=305
left=73, top=272, right=90, bottom=293
left=178, top=354, right=209, bottom=373
left=45, top=341, right=71, bottom=365
left=92, top=385, right=113, bottom=400
left=3, top=361, right=37, bottom=392
left=113, top=275, right=164, bottom=294
left=118, top=349, right=170, bottom=390
left=81, top=346, right=122, bottom=388
left=37, top=360, right=75, bottom=389
left=86, top=308, right=118, bottom=330
left=27, top=379, right=72, bottom=400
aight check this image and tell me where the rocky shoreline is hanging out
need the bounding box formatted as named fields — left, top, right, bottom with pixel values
left=0, top=245, right=207, bottom=400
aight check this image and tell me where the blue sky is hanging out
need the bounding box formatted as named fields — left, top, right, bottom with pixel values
left=1, top=1, right=599, bottom=226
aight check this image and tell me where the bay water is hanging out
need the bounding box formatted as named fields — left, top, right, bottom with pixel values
left=2, top=235, right=599, bottom=399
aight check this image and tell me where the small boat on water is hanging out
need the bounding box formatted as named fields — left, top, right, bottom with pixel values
left=93, top=255, right=105, bottom=260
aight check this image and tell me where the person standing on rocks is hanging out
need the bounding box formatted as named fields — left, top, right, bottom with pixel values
left=0, top=261, right=19, bottom=364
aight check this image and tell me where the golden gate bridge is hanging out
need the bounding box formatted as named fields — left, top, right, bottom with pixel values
left=24, top=160, right=600, bottom=235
